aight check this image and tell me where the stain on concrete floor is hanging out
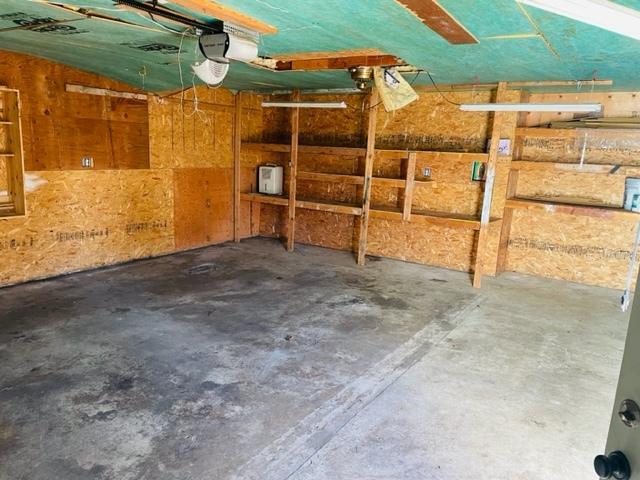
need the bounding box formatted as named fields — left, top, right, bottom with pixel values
left=0, top=238, right=629, bottom=479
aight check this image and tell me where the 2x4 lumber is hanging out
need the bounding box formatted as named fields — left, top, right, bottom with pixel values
left=505, top=198, right=640, bottom=221
left=496, top=170, right=520, bottom=273
left=286, top=90, right=300, bottom=252
left=3, top=90, right=25, bottom=216
left=65, top=84, right=147, bottom=101
left=275, top=55, right=401, bottom=71
left=357, top=89, right=379, bottom=265
left=296, top=199, right=362, bottom=216
left=395, top=0, right=477, bottom=44
left=233, top=93, right=242, bottom=242
left=168, top=0, right=278, bottom=34
left=473, top=81, right=508, bottom=288
left=403, top=152, right=417, bottom=221
left=240, top=192, right=289, bottom=206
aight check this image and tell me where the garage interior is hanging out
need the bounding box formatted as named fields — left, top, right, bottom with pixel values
left=0, top=1, right=639, bottom=479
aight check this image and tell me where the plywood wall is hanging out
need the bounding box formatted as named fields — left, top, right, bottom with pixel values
left=259, top=90, right=515, bottom=275
left=0, top=170, right=174, bottom=285
left=505, top=91, right=640, bottom=288
left=0, top=50, right=258, bottom=287
left=0, top=51, right=149, bottom=171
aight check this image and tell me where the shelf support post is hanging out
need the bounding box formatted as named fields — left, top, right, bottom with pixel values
left=357, top=88, right=379, bottom=265
left=473, top=81, right=508, bottom=288
left=286, top=90, right=300, bottom=252
left=402, top=152, right=417, bottom=221
left=233, top=92, right=242, bottom=242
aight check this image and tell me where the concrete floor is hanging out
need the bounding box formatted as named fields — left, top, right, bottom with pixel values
left=0, top=238, right=628, bottom=480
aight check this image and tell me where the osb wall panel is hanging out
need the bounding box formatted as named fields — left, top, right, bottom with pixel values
left=148, top=89, right=234, bottom=169
left=253, top=90, right=522, bottom=274
left=298, top=95, right=365, bottom=146
left=295, top=210, right=356, bottom=251
left=174, top=168, right=233, bottom=249
left=517, top=170, right=624, bottom=207
left=0, top=170, right=174, bottom=286
left=507, top=210, right=639, bottom=289
left=508, top=91, right=640, bottom=288
left=259, top=204, right=287, bottom=238
left=519, top=129, right=640, bottom=165
left=367, top=219, right=477, bottom=271
left=376, top=91, right=493, bottom=151
left=0, top=51, right=149, bottom=171
left=525, top=92, right=640, bottom=127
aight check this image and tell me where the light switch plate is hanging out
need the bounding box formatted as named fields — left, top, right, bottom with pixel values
left=422, top=167, right=432, bottom=178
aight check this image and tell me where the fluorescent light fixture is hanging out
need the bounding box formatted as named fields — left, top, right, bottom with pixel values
left=517, top=0, right=640, bottom=41
left=261, top=101, right=347, bottom=109
left=459, top=103, right=602, bottom=112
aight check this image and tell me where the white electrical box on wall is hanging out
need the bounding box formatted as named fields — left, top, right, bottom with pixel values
left=258, top=165, right=284, bottom=195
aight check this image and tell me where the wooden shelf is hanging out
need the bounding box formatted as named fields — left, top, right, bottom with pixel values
left=242, top=142, right=366, bottom=156
left=0, top=153, right=15, bottom=157
left=515, top=127, right=640, bottom=138
left=298, top=171, right=364, bottom=185
left=0, top=121, right=12, bottom=125
left=297, top=199, right=362, bottom=215
left=511, top=160, right=640, bottom=175
left=240, top=192, right=289, bottom=206
left=240, top=192, right=362, bottom=215
left=243, top=142, right=489, bottom=162
left=370, top=206, right=498, bottom=230
left=505, top=197, right=640, bottom=221
left=298, top=171, right=433, bottom=188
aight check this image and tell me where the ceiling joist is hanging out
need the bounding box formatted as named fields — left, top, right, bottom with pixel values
left=275, top=54, right=403, bottom=71
left=395, top=0, right=477, bottom=44
left=167, top=0, right=278, bottom=34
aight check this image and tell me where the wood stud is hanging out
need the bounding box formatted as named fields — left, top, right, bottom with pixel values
left=286, top=90, right=300, bottom=252
left=233, top=92, right=242, bottom=242
left=357, top=89, right=379, bottom=265
left=472, top=81, right=508, bottom=288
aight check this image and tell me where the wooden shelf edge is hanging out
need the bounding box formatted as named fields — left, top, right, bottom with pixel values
left=370, top=207, right=490, bottom=230
left=297, top=199, right=362, bottom=215
left=243, top=142, right=490, bottom=160
left=298, top=171, right=364, bottom=185
left=511, top=160, right=640, bottom=174
left=516, top=126, right=640, bottom=138
left=240, top=192, right=289, bottom=206
left=505, top=197, right=640, bottom=220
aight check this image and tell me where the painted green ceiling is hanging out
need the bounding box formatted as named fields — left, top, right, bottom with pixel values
left=1, top=0, right=640, bottom=92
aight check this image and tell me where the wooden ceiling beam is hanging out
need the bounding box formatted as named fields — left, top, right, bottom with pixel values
left=168, top=0, right=278, bottom=34
left=395, top=0, right=477, bottom=44
left=275, top=55, right=403, bottom=71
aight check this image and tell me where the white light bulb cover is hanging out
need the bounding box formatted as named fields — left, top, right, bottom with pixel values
left=517, top=0, right=640, bottom=41
left=261, top=101, right=348, bottom=109
left=459, top=103, right=602, bottom=112
left=192, top=59, right=229, bottom=86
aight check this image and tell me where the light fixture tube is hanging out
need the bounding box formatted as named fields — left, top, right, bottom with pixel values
left=459, top=103, right=602, bottom=112
left=517, top=0, right=640, bottom=41
left=261, top=101, right=348, bottom=109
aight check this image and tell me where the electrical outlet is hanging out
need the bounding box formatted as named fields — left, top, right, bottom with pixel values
left=422, top=167, right=432, bottom=178
left=81, top=156, right=94, bottom=168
